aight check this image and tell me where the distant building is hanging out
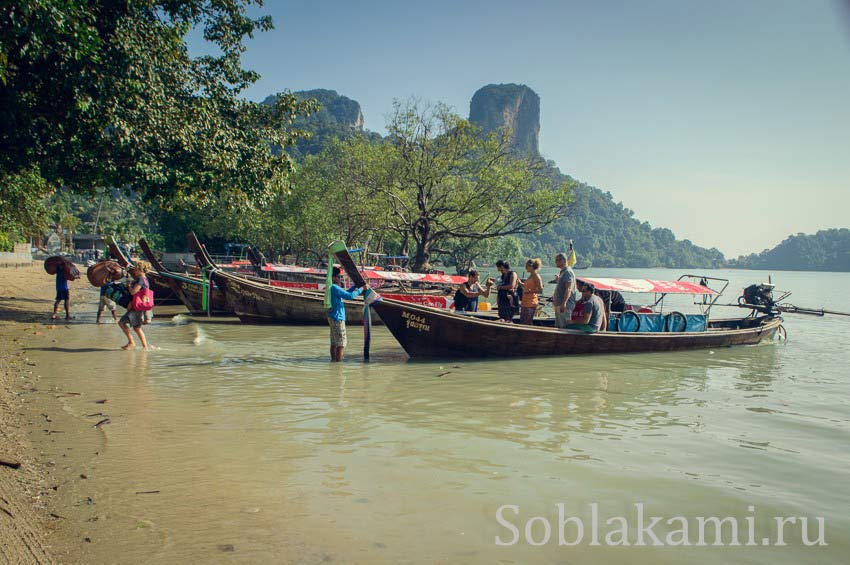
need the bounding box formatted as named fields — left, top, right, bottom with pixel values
left=72, top=233, right=105, bottom=251
left=46, top=232, right=61, bottom=254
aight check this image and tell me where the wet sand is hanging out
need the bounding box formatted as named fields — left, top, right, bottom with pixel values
left=0, top=264, right=98, bottom=563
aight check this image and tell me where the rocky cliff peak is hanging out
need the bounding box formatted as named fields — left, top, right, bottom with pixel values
left=469, top=84, right=540, bottom=157
left=263, top=89, right=364, bottom=129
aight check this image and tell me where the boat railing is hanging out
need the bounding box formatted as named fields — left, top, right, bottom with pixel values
left=649, top=274, right=728, bottom=319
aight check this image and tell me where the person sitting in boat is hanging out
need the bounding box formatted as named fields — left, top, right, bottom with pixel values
left=495, top=260, right=520, bottom=322
left=453, top=269, right=493, bottom=313
left=328, top=267, right=368, bottom=362
left=520, top=258, right=543, bottom=325
left=588, top=284, right=627, bottom=317
left=565, top=283, right=607, bottom=333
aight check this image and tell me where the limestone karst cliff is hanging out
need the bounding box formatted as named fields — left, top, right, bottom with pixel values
left=468, top=83, right=541, bottom=157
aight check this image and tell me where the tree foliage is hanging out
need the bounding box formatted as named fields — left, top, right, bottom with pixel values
left=522, top=167, right=727, bottom=269
left=0, top=167, right=52, bottom=250
left=45, top=189, right=163, bottom=249
left=728, top=229, right=850, bottom=272
left=277, top=101, right=574, bottom=271
left=0, top=0, right=316, bottom=204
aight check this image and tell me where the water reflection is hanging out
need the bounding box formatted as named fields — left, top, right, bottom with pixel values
left=136, top=321, right=784, bottom=462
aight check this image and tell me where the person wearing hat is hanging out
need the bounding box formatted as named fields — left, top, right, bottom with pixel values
left=327, top=267, right=367, bottom=362
left=565, top=282, right=606, bottom=333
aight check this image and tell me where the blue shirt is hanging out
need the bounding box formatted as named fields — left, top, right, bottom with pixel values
left=328, top=284, right=363, bottom=321
left=56, top=270, right=68, bottom=292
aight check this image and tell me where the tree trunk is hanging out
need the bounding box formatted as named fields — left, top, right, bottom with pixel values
left=412, top=245, right=430, bottom=273
left=411, top=223, right=431, bottom=272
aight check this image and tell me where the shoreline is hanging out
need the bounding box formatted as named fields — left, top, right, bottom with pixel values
left=0, top=263, right=99, bottom=563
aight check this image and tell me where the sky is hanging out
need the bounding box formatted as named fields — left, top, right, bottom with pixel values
left=211, top=0, right=850, bottom=257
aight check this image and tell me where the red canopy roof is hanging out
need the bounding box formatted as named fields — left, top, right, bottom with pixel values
left=360, top=270, right=466, bottom=284
left=261, top=263, right=466, bottom=284
left=577, top=277, right=718, bottom=295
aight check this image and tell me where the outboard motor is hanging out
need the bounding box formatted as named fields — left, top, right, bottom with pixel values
left=739, top=283, right=776, bottom=313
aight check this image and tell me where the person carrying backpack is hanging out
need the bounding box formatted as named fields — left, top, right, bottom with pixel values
left=118, top=263, right=154, bottom=350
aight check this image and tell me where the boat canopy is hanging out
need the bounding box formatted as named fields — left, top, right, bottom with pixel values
left=262, top=264, right=325, bottom=274
left=577, top=277, right=718, bottom=295
left=261, top=263, right=466, bottom=284
left=361, top=270, right=466, bottom=284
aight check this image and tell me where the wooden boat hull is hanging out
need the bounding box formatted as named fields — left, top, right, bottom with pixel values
left=105, top=236, right=181, bottom=305
left=155, top=270, right=232, bottom=316
left=137, top=239, right=232, bottom=316
left=372, top=298, right=782, bottom=358
left=187, top=232, right=373, bottom=325
left=211, top=268, right=371, bottom=324
left=147, top=273, right=182, bottom=305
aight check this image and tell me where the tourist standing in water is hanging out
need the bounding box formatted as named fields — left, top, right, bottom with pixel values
left=327, top=267, right=367, bottom=362
left=118, top=264, right=151, bottom=350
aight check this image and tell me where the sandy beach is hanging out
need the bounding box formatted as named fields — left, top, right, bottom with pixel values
left=0, top=263, right=100, bottom=563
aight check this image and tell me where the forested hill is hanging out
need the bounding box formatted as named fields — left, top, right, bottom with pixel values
left=263, top=89, right=380, bottom=160
left=523, top=167, right=726, bottom=268
left=468, top=84, right=726, bottom=268
left=728, top=229, right=850, bottom=272
left=271, top=86, right=726, bottom=268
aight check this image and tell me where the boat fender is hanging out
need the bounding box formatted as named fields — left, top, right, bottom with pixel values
left=617, top=310, right=641, bottom=333
left=664, top=311, right=687, bottom=333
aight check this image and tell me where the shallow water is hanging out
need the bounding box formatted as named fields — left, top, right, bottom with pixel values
left=26, top=269, right=850, bottom=563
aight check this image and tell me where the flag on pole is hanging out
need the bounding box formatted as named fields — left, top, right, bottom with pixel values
left=567, top=240, right=577, bottom=267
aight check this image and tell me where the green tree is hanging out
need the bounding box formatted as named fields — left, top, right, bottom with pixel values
left=269, top=137, right=391, bottom=261
left=1, top=1, right=316, bottom=204
left=0, top=167, right=52, bottom=248
left=357, top=100, right=573, bottom=271
left=439, top=236, right=524, bottom=274
left=729, top=228, right=850, bottom=271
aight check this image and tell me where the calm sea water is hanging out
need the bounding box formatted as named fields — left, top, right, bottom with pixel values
left=28, top=268, right=850, bottom=563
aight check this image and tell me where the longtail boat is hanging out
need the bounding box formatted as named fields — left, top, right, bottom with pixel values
left=353, top=265, right=783, bottom=358
left=105, top=236, right=181, bottom=305
left=188, top=233, right=471, bottom=324
left=187, top=232, right=371, bottom=324
left=137, top=239, right=232, bottom=316
left=245, top=245, right=464, bottom=298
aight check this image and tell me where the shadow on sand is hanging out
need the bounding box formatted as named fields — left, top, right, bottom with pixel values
left=25, top=346, right=116, bottom=353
